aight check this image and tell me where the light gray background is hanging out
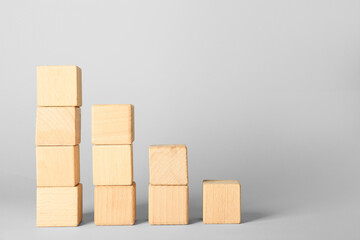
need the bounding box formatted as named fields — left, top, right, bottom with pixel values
left=0, top=0, right=359, bottom=239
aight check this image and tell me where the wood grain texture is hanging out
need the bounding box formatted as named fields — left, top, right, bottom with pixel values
left=94, top=183, right=136, bottom=225
left=92, top=104, right=134, bottom=144
left=93, top=145, right=133, bottom=185
left=37, top=184, right=83, bottom=227
left=203, top=180, right=241, bottom=224
left=148, top=185, right=189, bottom=225
left=37, top=65, right=82, bottom=107
left=149, top=145, right=188, bottom=185
left=36, top=146, right=80, bottom=187
left=36, top=107, right=81, bottom=145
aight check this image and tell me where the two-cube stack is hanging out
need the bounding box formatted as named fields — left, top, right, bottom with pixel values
left=148, top=145, right=189, bottom=225
left=92, top=104, right=136, bottom=225
left=35, top=66, right=83, bottom=227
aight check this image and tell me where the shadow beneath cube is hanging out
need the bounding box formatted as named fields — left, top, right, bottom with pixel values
left=241, top=211, right=275, bottom=224
left=135, top=202, right=148, bottom=224
left=80, top=211, right=94, bottom=226
left=189, top=199, right=202, bottom=224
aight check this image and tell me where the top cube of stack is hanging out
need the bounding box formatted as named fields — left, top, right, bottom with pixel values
left=92, top=104, right=134, bottom=144
left=149, top=145, right=188, bottom=185
left=37, top=66, right=82, bottom=106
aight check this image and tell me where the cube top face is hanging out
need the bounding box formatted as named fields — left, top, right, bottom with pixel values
left=203, top=180, right=240, bottom=185
left=36, top=146, right=80, bottom=187
left=148, top=185, right=189, bottom=225
left=94, top=183, right=136, bottom=225
left=37, top=184, right=83, bottom=227
left=149, top=145, right=188, bottom=185
left=92, top=104, right=134, bottom=144
left=36, top=107, right=81, bottom=145
left=37, top=65, right=82, bottom=107
left=203, top=180, right=241, bottom=224
left=93, top=145, right=133, bottom=185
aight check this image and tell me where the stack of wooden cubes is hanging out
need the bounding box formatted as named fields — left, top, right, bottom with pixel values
left=35, top=66, right=83, bottom=227
left=92, top=104, right=136, bottom=225
left=148, top=145, right=189, bottom=225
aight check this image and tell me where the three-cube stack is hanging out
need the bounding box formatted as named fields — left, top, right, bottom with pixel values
left=36, top=66, right=83, bottom=227
left=92, top=104, right=136, bottom=225
left=148, top=145, right=189, bottom=225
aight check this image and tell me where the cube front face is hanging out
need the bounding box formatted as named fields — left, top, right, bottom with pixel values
left=94, top=183, right=136, bottom=225
left=36, top=107, right=81, bottom=145
left=93, top=145, right=133, bottom=185
left=37, top=65, right=82, bottom=107
left=148, top=185, right=189, bottom=225
left=36, top=146, right=79, bottom=187
left=149, top=145, right=188, bottom=185
left=92, top=104, right=134, bottom=145
left=37, top=184, right=83, bottom=227
left=203, top=180, right=241, bottom=224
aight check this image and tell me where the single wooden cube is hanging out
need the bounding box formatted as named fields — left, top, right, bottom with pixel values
left=94, top=183, right=136, bottom=225
left=37, top=65, right=82, bottom=106
left=203, top=180, right=241, bottom=224
left=148, top=185, right=189, bottom=225
left=93, top=145, right=133, bottom=185
left=149, top=145, right=188, bottom=185
left=92, top=104, right=134, bottom=144
left=36, top=146, right=80, bottom=187
left=36, top=107, right=81, bottom=145
left=37, top=184, right=83, bottom=227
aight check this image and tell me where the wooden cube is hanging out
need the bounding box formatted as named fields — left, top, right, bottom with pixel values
left=94, top=183, right=136, bottom=225
left=37, top=65, right=82, bottom=107
left=203, top=180, right=241, bottom=224
left=93, top=145, right=133, bottom=185
left=148, top=185, right=189, bottom=225
left=36, top=146, right=80, bottom=187
left=149, top=145, right=188, bottom=185
left=36, top=107, right=81, bottom=145
left=37, top=184, right=83, bottom=227
left=92, top=104, right=134, bottom=144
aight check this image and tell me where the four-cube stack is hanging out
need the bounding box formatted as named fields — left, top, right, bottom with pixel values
left=148, top=145, right=189, bottom=225
left=92, top=104, right=136, bottom=225
left=36, top=66, right=83, bottom=227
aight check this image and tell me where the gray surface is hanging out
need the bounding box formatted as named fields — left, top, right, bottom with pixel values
left=1, top=0, right=360, bottom=239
